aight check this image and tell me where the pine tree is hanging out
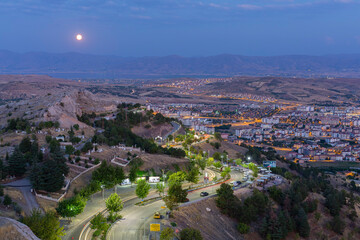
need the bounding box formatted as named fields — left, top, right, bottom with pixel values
left=296, top=208, right=310, bottom=238
left=8, top=148, right=26, bottom=176
left=0, top=158, right=5, bottom=179
left=51, top=148, right=69, bottom=176
left=19, top=137, right=32, bottom=153
left=30, top=160, right=65, bottom=192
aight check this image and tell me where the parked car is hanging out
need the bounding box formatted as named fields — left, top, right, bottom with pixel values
left=230, top=181, right=238, bottom=187
left=200, top=192, right=209, bottom=197
left=236, top=181, right=242, bottom=185
left=153, top=212, right=161, bottom=219
left=182, top=198, right=190, bottom=203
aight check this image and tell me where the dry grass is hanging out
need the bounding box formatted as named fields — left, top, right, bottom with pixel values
left=36, top=197, right=58, bottom=212
left=132, top=122, right=173, bottom=139
left=4, top=187, right=26, bottom=206
left=172, top=197, right=244, bottom=240
left=195, top=140, right=248, bottom=159
left=65, top=166, right=96, bottom=199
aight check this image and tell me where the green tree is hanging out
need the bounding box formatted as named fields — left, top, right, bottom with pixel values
left=216, top=183, right=240, bottom=218
left=195, top=154, right=206, bottom=171
left=3, top=194, right=12, bottom=205
left=186, top=167, right=200, bottom=185
left=235, top=158, right=242, bottom=165
left=206, top=157, right=214, bottom=167
left=90, top=213, right=107, bottom=230
left=0, top=159, right=7, bottom=179
left=160, top=227, right=175, bottom=240
left=221, top=167, right=231, bottom=179
left=268, top=186, right=284, bottom=204
left=168, top=171, right=186, bottom=187
left=325, top=193, right=341, bottom=216
left=22, top=209, right=65, bottom=240
left=163, top=195, right=178, bottom=210
left=8, top=147, right=26, bottom=176
left=51, top=148, right=69, bottom=176
left=129, top=166, right=137, bottom=186
left=73, top=124, right=80, bottom=131
left=214, top=132, right=222, bottom=141
left=168, top=183, right=188, bottom=203
left=155, top=182, right=165, bottom=198
left=65, top=145, right=75, bottom=155
left=213, top=161, right=222, bottom=169
left=56, top=195, right=86, bottom=220
left=105, top=193, right=123, bottom=219
left=45, top=135, right=52, bottom=143
left=212, top=152, right=221, bottom=161
left=30, top=160, right=65, bottom=192
left=81, top=142, right=93, bottom=153
left=135, top=179, right=151, bottom=201
left=91, top=161, right=125, bottom=188
left=19, top=137, right=32, bottom=153
left=180, top=228, right=203, bottom=240
left=49, top=139, right=60, bottom=153
left=330, top=216, right=345, bottom=235
left=237, top=223, right=250, bottom=234
left=295, top=208, right=310, bottom=238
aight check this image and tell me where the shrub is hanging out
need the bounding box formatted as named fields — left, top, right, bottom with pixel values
left=237, top=223, right=250, bottom=234
left=330, top=216, right=345, bottom=235
left=179, top=228, right=203, bottom=240
left=3, top=194, right=12, bottom=206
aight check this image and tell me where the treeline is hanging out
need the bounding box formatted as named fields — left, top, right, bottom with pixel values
left=92, top=118, right=185, bottom=158
left=0, top=136, right=68, bottom=192
left=4, top=118, right=60, bottom=132
left=216, top=163, right=359, bottom=239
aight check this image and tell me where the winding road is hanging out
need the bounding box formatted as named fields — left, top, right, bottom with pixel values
left=64, top=168, right=245, bottom=240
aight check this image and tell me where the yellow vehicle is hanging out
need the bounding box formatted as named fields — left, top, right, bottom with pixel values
left=153, top=212, right=161, bottom=219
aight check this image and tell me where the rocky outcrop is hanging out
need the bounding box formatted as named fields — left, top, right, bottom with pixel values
left=44, top=89, right=116, bottom=128
left=0, top=217, right=40, bottom=240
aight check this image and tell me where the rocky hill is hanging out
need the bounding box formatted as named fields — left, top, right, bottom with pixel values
left=0, top=217, right=40, bottom=240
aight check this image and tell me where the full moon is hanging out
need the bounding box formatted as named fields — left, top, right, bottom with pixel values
left=76, top=34, right=83, bottom=41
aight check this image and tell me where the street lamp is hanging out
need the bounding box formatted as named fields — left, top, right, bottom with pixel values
left=247, top=156, right=251, bottom=162
left=101, top=185, right=105, bottom=200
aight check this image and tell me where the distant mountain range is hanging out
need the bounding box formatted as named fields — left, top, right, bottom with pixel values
left=1, top=50, right=360, bottom=79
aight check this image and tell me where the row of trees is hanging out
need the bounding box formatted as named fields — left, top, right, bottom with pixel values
left=215, top=182, right=312, bottom=239
left=5, top=118, right=60, bottom=132
left=1, top=136, right=68, bottom=192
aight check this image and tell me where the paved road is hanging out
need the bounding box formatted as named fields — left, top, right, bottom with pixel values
left=2, top=178, right=41, bottom=215
left=74, top=137, right=93, bottom=151
left=108, top=170, right=245, bottom=240
left=163, top=121, right=181, bottom=141
left=64, top=167, right=244, bottom=240
left=63, top=185, right=144, bottom=240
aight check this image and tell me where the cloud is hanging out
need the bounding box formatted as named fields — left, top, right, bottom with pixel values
left=237, top=4, right=262, bottom=10
left=334, top=0, right=353, bottom=3
left=209, top=3, right=229, bottom=10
